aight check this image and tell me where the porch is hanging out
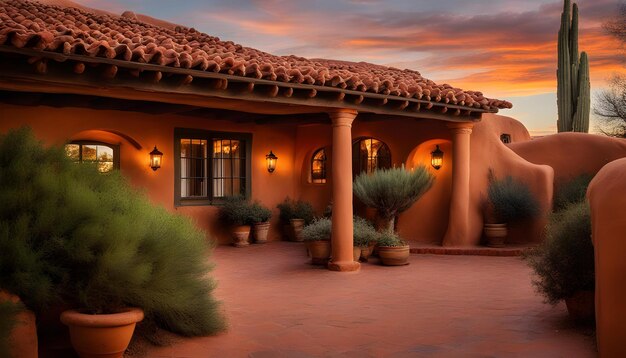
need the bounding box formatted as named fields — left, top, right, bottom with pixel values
left=136, top=242, right=594, bottom=357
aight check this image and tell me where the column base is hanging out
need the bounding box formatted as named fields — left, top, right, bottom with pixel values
left=327, top=260, right=360, bottom=272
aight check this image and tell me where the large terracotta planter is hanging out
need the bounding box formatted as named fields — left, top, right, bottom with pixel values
left=483, top=223, right=507, bottom=247
left=290, top=219, right=305, bottom=242
left=565, top=290, right=595, bottom=323
left=60, top=307, right=144, bottom=358
left=253, top=222, right=270, bottom=244
left=305, top=240, right=331, bottom=265
left=378, top=245, right=410, bottom=266
left=232, top=225, right=251, bottom=247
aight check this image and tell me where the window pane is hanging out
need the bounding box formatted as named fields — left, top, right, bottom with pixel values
left=83, top=145, right=97, bottom=161
left=97, top=161, right=114, bottom=173
left=65, top=144, right=79, bottom=161
left=97, top=145, right=114, bottom=162
left=180, top=139, right=208, bottom=198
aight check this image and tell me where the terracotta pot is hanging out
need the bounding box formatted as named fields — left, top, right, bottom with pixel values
left=305, top=240, right=331, bottom=265
left=359, top=242, right=377, bottom=262
left=232, top=225, right=251, bottom=247
left=60, top=307, right=144, bottom=358
left=0, top=291, right=37, bottom=358
left=484, top=223, right=507, bottom=247
left=565, top=290, right=595, bottom=323
left=378, top=245, right=411, bottom=266
left=353, top=246, right=362, bottom=261
left=253, top=222, right=270, bottom=244
left=290, top=219, right=305, bottom=242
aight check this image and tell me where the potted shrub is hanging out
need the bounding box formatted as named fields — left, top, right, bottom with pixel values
left=353, top=166, right=435, bottom=234
left=0, top=128, right=226, bottom=356
left=302, top=218, right=332, bottom=265
left=353, top=216, right=379, bottom=262
left=219, top=196, right=253, bottom=247
left=376, top=232, right=410, bottom=266
left=524, top=202, right=594, bottom=323
left=249, top=202, right=272, bottom=244
left=277, top=198, right=315, bottom=242
left=484, top=170, right=540, bottom=247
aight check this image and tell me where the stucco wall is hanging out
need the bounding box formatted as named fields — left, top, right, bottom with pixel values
left=587, top=158, right=626, bottom=357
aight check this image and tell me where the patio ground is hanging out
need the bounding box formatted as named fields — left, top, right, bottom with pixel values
left=142, top=242, right=596, bottom=357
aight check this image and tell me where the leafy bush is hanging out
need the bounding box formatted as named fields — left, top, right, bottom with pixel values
left=376, top=232, right=407, bottom=247
left=302, top=218, right=332, bottom=242
left=249, top=202, right=272, bottom=223
left=553, top=174, right=594, bottom=211
left=353, top=216, right=378, bottom=247
left=353, top=166, right=434, bottom=233
left=523, top=202, right=594, bottom=304
left=487, top=171, right=540, bottom=223
left=277, top=197, right=315, bottom=224
left=0, top=300, right=24, bottom=358
left=0, top=127, right=225, bottom=337
left=219, top=196, right=252, bottom=226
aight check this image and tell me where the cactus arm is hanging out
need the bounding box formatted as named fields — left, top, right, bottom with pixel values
left=557, top=0, right=572, bottom=132
left=572, top=52, right=590, bottom=132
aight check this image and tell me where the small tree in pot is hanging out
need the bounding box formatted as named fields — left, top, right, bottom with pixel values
left=249, top=202, right=272, bottom=244
left=484, top=170, right=540, bottom=247
left=219, top=196, right=254, bottom=247
left=376, top=232, right=410, bottom=266
left=277, top=198, right=315, bottom=242
left=302, top=218, right=332, bottom=265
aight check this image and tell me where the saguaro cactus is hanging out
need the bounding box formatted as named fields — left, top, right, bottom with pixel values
left=557, top=0, right=590, bottom=133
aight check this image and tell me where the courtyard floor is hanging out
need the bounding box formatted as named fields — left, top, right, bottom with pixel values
left=143, top=242, right=596, bottom=358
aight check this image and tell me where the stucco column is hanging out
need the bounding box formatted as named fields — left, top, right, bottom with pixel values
left=443, top=122, right=474, bottom=246
left=327, top=109, right=360, bottom=272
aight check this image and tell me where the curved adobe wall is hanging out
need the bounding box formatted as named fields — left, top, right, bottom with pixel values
left=509, top=132, right=626, bottom=185
left=467, top=114, right=553, bottom=245
left=587, top=158, right=626, bottom=357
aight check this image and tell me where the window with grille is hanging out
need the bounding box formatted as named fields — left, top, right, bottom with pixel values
left=311, top=148, right=327, bottom=184
left=64, top=141, right=119, bottom=173
left=175, top=128, right=251, bottom=206
left=352, top=137, right=391, bottom=177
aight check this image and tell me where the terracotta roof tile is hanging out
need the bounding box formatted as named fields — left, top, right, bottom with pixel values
left=0, top=0, right=512, bottom=111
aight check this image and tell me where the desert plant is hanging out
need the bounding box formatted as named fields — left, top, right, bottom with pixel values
left=277, top=197, right=315, bottom=224
left=523, top=202, right=593, bottom=304
left=0, top=127, right=225, bottom=337
left=248, top=202, right=272, bottom=224
left=302, top=218, right=332, bottom=242
left=487, top=172, right=540, bottom=223
left=376, top=232, right=407, bottom=247
left=219, top=196, right=252, bottom=226
left=353, top=216, right=378, bottom=247
left=353, top=166, right=435, bottom=233
left=553, top=173, right=594, bottom=211
left=557, top=0, right=590, bottom=133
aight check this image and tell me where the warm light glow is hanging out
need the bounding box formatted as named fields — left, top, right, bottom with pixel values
left=266, top=150, right=278, bottom=173
left=431, top=145, right=443, bottom=170
left=149, top=146, right=163, bottom=171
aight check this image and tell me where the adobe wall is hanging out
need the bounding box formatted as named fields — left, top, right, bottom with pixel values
left=0, top=103, right=298, bottom=245
left=587, top=158, right=626, bottom=357
left=509, top=132, right=626, bottom=185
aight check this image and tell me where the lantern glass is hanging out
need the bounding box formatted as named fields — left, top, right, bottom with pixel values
left=149, top=146, right=163, bottom=171
left=266, top=151, right=278, bottom=173
left=431, top=145, right=443, bottom=170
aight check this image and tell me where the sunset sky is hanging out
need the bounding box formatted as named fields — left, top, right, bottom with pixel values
left=74, top=0, right=625, bottom=136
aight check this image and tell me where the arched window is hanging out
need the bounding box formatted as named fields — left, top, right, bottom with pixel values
left=352, top=137, right=391, bottom=177
left=64, top=141, right=119, bottom=173
left=311, top=148, right=327, bottom=184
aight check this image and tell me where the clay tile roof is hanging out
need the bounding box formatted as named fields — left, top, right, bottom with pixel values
left=0, top=0, right=512, bottom=111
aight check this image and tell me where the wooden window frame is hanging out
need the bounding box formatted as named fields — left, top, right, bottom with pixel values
left=352, top=137, right=391, bottom=177
left=310, top=147, right=327, bottom=184
left=66, top=141, right=120, bottom=171
left=174, top=128, right=252, bottom=207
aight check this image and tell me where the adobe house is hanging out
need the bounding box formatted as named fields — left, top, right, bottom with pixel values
left=0, top=0, right=554, bottom=272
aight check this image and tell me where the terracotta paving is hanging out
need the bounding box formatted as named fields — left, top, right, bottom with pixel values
left=144, top=242, right=596, bottom=358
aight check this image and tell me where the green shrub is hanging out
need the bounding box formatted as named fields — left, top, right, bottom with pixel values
left=249, top=202, right=272, bottom=224
left=277, top=197, right=315, bottom=224
left=0, top=300, right=24, bottom=358
left=376, top=232, right=406, bottom=247
left=523, top=202, right=594, bottom=304
left=219, top=196, right=252, bottom=226
left=353, top=216, right=378, bottom=247
left=487, top=171, right=540, bottom=223
left=302, top=218, right=331, bottom=241
left=0, top=127, right=225, bottom=337
left=353, top=166, right=434, bottom=233
left=553, top=174, right=594, bottom=211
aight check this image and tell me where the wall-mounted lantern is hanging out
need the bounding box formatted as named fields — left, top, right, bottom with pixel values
left=430, top=145, right=443, bottom=170
left=266, top=150, right=278, bottom=173
left=149, top=146, right=163, bottom=171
